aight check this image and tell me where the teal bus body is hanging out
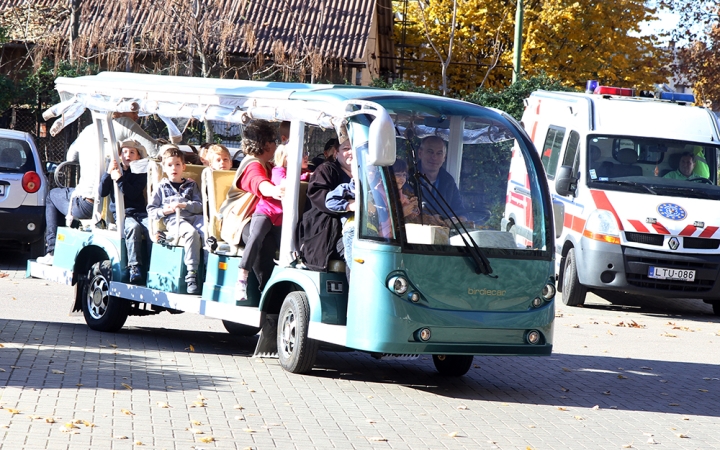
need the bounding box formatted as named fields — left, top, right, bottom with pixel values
left=29, top=72, right=556, bottom=375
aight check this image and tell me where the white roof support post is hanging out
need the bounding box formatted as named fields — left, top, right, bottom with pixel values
left=279, top=119, right=305, bottom=267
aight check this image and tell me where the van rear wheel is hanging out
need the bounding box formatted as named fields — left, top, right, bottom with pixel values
left=562, top=248, right=587, bottom=306
left=432, top=355, right=474, bottom=376
left=82, top=261, right=130, bottom=332
left=277, top=291, right=318, bottom=374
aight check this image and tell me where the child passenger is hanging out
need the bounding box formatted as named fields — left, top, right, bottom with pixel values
left=206, top=144, right=233, bottom=170
left=147, top=147, right=205, bottom=294
left=234, top=144, right=287, bottom=301
left=98, top=140, right=150, bottom=284
left=325, top=178, right=355, bottom=282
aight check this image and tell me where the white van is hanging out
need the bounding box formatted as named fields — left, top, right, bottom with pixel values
left=513, top=87, right=720, bottom=314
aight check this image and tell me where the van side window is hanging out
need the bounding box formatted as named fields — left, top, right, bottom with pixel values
left=540, top=126, right=565, bottom=180
left=561, top=131, right=581, bottom=175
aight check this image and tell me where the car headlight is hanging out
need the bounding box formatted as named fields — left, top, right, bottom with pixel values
left=583, top=209, right=620, bottom=244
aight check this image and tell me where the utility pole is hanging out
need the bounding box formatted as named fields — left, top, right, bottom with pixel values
left=512, top=0, right=523, bottom=83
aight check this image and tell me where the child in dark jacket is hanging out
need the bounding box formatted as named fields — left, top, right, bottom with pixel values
left=325, top=179, right=355, bottom=281
left=99, top=140, right=150, bottom=284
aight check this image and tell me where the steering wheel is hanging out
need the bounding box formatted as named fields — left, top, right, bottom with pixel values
left=688, top=177, right=713, bottom=185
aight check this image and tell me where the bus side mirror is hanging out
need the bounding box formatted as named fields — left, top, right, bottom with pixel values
left=367, top=108, right=396, bottom=166
left=555, top=165, right=577, bottom=197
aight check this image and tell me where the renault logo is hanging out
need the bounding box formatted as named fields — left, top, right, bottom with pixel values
left=668, top=237, right=679, bottom=250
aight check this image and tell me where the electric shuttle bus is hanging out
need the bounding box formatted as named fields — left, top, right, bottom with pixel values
left=28, top=72, right=556, bottom=376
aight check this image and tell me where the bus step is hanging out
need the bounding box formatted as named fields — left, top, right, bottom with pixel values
left=253, top=314, right=279, bottom=358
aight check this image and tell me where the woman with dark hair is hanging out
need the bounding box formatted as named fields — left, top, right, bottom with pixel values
left=218, top=120, right=284, bottom=300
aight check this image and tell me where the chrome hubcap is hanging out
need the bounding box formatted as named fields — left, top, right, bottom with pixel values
left=280, top=309, right=297, bottom=358
left=87, top=276, right=109, bottom=320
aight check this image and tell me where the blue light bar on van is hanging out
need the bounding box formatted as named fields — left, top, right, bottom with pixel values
left=659, top=92, right=695, bottom=103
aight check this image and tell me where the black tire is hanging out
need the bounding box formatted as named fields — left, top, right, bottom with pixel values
left=81, top=261, right=130, bottom=332
left=277, top=291, right=318, bottom=374
left=562, top=248, right=587, bottom=306
left=222, top=320, right=261, bottom=336
left=712, top=302, right=720, bottom=316
left=432, top=355, right=474, bottom=376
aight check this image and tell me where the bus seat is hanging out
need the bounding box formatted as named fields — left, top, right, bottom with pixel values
left=202, top=167, right=237, bottom=254
left=612, top=148, right=642, bottom=177
left=147, top=161, right=207, bottom=243
left=327, top=259, right=346, bottom=273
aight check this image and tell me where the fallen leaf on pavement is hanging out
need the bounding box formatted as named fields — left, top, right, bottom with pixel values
left=560, top=387, right=569, bottom=392
left=448, top=431, right=459, bottom=437
left=120, top=409, right=134, bottom=415
left=557, top=407, right=568, bottom=411
left=457, top=405, right=468, bottom=410
left=191, top=420, right=203, bottom=426
left=592, top=405, right=600, bottom=410
left=51, top=370, right=64, bottom=375
left=186, top=345, right=195, bottom=352
left=192, top=401, right=206, bottom=407
left=368, top=437, right=388, bottom=442
left=233, top=404, right=244, bottom=410
left=198, top=437, right=215, bottom=443
left=621, top=444, right=633, bottom=448
left=562, top=367, right=571, bottom=372
left=27, top=415, right=42, bottom=420
left=574, top=416, right=584, bottom=420
left=45, top=417, right=55, bottom=423
left=647, top=437, right=658, bottom=444
left=618, top=375, right=628, bottom=379
left=115, top=435, right=128, bottom=439
left=676, top=433, right=689, bottom=438
left=189, top=428, right=204, bottom=434
left=121, top=383, right=132, bottom=390
left=661, top=333, right=677, bottom=338
left=6, top=409, right=20, bottom=415
left=156, top=402, right=170, bottom=408
left=243, top=429, right=256, bottom=433
left=134, top=441, right=143, bottom=445
left=669, top=403, right=679, bottom=406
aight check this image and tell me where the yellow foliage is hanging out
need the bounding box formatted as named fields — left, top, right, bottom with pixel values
left=394, top=0, right=671, bottom=93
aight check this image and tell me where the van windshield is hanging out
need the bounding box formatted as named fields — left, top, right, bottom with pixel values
left=586, top=135, right=720, bottom=200
left=356, top=97, right=550, bottom=257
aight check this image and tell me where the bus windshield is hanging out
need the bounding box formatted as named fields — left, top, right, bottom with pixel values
left=355, top=97, right=549, bottom=255
left=586, top=135, right=720, bottom=200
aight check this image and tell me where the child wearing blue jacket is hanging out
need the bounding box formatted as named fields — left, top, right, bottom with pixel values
left=325, top=179, right=355, bottom=281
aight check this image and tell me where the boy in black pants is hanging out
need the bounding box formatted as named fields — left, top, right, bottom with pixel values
left=99, top=140, right=150, bottom=284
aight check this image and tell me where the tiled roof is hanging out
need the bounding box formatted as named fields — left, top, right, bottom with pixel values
left=0, top=0, right=376, bottom=61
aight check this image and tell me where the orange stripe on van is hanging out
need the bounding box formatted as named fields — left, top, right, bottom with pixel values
left=700, top=226, right=719, bottom=238
left=627, top=220, right=649, bottom=233
left=651, top=223, right=670, bottom=235
left=563, top=213, right=586, bottom=234
left=589, top=190, right=624, bottom=231
left=679, top=225, right=697, bottom=236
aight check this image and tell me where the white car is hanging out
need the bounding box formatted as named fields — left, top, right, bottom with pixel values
left=0, top=128, right=48, bottom=257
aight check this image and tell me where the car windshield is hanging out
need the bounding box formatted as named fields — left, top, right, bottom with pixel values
left=355, top=97, right=549, bottom=257
left=586, top=135, right=720, bottom=200
left=0, top=138, right=34, bottom=173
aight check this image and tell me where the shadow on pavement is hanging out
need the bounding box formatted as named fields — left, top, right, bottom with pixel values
left=585, top=290, right=719, bottom=321
left=1, top=317, right=718, bottom=418
left=0, top=319, right=257, bottom=392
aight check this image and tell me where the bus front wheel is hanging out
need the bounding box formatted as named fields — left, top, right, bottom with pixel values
left=562, top=248, right=587, bottom=306
left=432, top=355, right=474, bottom=376
left=82, top=261, right=130, bottom=332
left=277, top=291, right=318, bottom=374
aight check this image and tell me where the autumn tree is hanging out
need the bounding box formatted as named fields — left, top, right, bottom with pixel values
left=660, top=1, right=720, bottom=106
left=395, top=0, right=672, bottom=93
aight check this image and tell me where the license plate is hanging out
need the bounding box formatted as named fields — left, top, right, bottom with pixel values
left=648, top=266, right=695, bottom=282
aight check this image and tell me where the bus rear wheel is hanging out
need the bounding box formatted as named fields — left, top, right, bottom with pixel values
left=562, top=248, right=587, bottom=306
left=222, top=320, right=261, bottom=336
left=277, top=291, right=318, bottom=374
left=432, top=355, right=474, bottom=376
left=82, top=261, right=130, bottom=332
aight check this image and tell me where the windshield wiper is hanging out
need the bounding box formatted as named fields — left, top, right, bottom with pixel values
left=603, top=180, right=658, bottom=195
left=416, top=174, right=496, bottom=277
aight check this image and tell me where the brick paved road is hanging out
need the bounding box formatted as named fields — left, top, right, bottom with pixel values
left=1, top=251, right=719, bottom=449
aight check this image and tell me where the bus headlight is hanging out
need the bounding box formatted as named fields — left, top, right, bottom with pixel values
left=526, top=330, right=541, bottom=345
left=542, top=283, right=556, bottom=299
left=388, top=276, right=409, bottom=295
left=583, top=210, right=621, bottom=245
